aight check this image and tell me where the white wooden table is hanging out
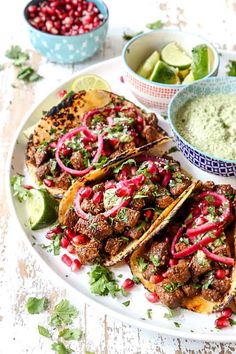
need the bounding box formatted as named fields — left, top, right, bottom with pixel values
left=1, top=1, right=236, bottom=353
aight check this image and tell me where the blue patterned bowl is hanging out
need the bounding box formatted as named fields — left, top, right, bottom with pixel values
left=23, top=0, right=109, bottom=64
left=168, top=76, right=236, bottom=177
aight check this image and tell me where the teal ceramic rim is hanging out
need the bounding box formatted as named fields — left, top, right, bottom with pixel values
left=23, top=0, right=109, bottom=38
left=168, top=76, right=236, bottom=163
left=122, top=29, right=220, bottom=89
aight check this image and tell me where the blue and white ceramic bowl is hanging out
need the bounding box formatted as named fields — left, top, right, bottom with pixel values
left=23, top=0, right=109, bottom=64
left=168, top=76, right=236, bottom=177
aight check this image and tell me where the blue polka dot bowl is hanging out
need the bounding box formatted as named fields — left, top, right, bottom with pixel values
left=168, top=76, right=236, bottom=177
left=23, top=0, right=109, bottom=64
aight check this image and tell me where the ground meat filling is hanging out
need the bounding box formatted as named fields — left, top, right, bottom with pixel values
left=135, top=182, right=235, bottom=309
left=62, top=157, right=191, bottom=264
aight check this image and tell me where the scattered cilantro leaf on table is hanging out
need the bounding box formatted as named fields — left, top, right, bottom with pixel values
left=59, top=328, right=82, bottom=341
left=50, top=299, right=78, bottom=327
left=146, top=20, right=163, bottom=30
left=122, top=300, right=130, bottom=307
left=11, top=174, right=30, bottom=202
left=164, top=309, right=175, bottom=319
left=17, top=66, right=43, bottom=82
left=174, top=321, right=181, bottom=328
left=51, top=341, right=74, bottom=354
left=147, top=309, right=152, bottom=319
left=226, top=60, right=236, bottom=76
left=26, top=297, right=48, bottom=314
left=38, top=325, right=52, bottom=338
left=5, top=45, right=27, bottom=60
left=123, top=31, right=144, bottom=41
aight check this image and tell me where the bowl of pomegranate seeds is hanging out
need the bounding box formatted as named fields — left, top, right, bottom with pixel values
left=24, top=0, right=109, bottom=63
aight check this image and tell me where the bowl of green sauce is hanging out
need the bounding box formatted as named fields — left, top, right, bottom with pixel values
left=168, top=76, right=236, bottom=176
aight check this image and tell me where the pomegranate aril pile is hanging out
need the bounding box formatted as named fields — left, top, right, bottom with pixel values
left=27, top=0, right=104, bottom=36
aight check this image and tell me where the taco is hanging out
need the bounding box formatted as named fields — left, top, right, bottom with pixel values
left=58, top=153, right=194, bottom=266
left=130, top=181, right=236, bottom=313
left=26, top=90, right=169, bottom=197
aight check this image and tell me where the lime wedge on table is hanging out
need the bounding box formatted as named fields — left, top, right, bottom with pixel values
left=137, top=51, right=160, bottom=78
left=150, top=60, right=179, bottom=84
left=161, top=42, right=192, bottom=69
left=71, top=74, right=111, bottom=92
left=191, top=44, right=209, bottom=80
left=26, top=189, right=58, bottom=230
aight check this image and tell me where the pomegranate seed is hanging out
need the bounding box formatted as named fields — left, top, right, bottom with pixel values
left=105, top=181, right=115, bottom=190
left=23, top=184, right=33, bottom=190
left=215, top=269, right=226, bottom=280
left=46, top=225, right=62, bottom=240
left=150, top=274, right=163, bottom=284
left=162, top=271, right=168, bottom=278
left=71, top=259, right=82, bottom=272
left=92, top=191, right=103, bottom=204
left=137, top=116, right=144, bottom=125
left=122, top=278, right=134, bottom=291
left=145, top=292, right=159, bottom=303
left=49, top=141, right=57, bottom=149
left=169, top=259, right=178, bottom=267
left=46, top=20, right=53, bottom=31
left=60, top=145, right=72, bottom=156
left=144, top=209, right=153, bottom=219
left=67, top=244, right=75, bottom=254
left=61, top=254, right=72, bottom=267
left=44, top=178, right=55, bottom=187
left=60, top=237, right=70, bottom=248
left=147, top=161, right=157, bottom=174
left=28, top=5, right=38, bottom=13
left=221, top=308, right=233, bottom=318
left=64, top=228, right=77, bottom=240
left=57, top=89, right=67, bottom=99
left=130, top=166, right=137, bottom=176
left=79, top=186, right=92, bottom=199
left=109, top=138, right=119, bottom=147
left=215, top=316, right=230, bottom=329
left=120, top=76, right=124, bottom=83
left=73, top=234, right=88, bottom=245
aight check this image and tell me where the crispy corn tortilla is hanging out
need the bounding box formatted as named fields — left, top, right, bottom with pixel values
left=59, top=151, right=196, bottom=266
left=26, top=90, right=169, bottom=197
left=130, top=183, right=236, bottom=314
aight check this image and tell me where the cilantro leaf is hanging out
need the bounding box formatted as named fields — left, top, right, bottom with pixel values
left=11, top=174, right=30, bottom=202
left=150, top=254, right=161, bottom=267
left=5, top=45, right=26, bottom=60
left=166, top=146, right=179, bottom=154
left=88, top=264, right=122, bottom=297
left=49, top=299, right=78, bottom=327
left=122, top=300, right=130, bottom=307
left=38, top=325, right=52, bottom=338
left=132, top=275, right=141, bottom=284
left=146, top=20, right=163, bottom=30
left=52, top=233, right=63, bottom=256
left=51, top=342, right=74, bottom=354
left=147, top=308, right=152, bottom=319
left=123, top=31, right=144, bottom=41
left=59, top=328, right=82, bottom=341
left=174, top=321, right=181, bottom=328
left=164, top=309, right=175, bottom=319
left=26, top=297, right=48, bottom=314
left=137, top=257, right=148, bottom=272
left=17, top=66, right=43, bottom=82
left=114, top=159, right=137, bottom=173
left=226, top=60, right=236, bottom=76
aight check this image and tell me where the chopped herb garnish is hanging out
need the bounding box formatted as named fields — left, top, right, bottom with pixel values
left=5, top=45, right=28, bottom=61
left=116, top=208, right=128, bottom=223
left=166, top=146, right=179, bottom=154
left=202, top=271, right=214, bottom=290
left=174, top=322, right=181, bottom=328
left=26, top=297, right=48, bottom=314
left=51, top=341, right=74, bottom=354
left=207, top=206, right=216, bottom=216
left=132, top=275, right=141, bottom=284
left=38, top=325, right=52, bottom=338
left=123, top=31, right=144, bottom=40
left=11, top=174, right=31, bottom=202
left=49, top=299, right=78, bottom=327
left=163, top=282, right=181, bottom=293
left=147, top=308, right=152, bottom=319
left=118, top=274, right=123, bottom=278
left=179, top=237, right=190, bottom=245
left=225, top=192, right=235, bottom=200
left=114, top=159, right=137, bottom=173
left=226, top=60, right=236, bottom=76
left=17, top=66, right=43, bottom=82
left=52, top=233, right=63, bottom=256
left=229, top=319, right=236, bottom=326
left=122, top=300, right=130, bottom=307
left=88, top=264, right=124, bottom=297
left=137, top=257, right=148, bottom=272
left=58, top=328, right=82, bottom=341
left=119, top=236, right=130, bottom=244
left=150, top=254, right=161, bottom=267
left=164, top=309, right=174, bottom=319
left=146, top=20, right=163, bottom=30
left=95, top=155, right=109, bottom=169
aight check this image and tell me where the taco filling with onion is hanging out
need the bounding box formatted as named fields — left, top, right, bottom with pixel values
left=58, top=155, right=192, bottom=266
left=26, top=90, right=168, bottom=197
left=130, top=182, right=236, bottom=313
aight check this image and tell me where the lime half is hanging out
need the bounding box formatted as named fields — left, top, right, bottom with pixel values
left=191, top=44, right=209, bottom=80
left=26, top=189, right=58, bottom=230
left=161, top=42, right=192, bottom=69
left=71, top=74, right=111, bottom=92
left=137, top=51, right=160, bottom=78
left=150, top=60, right=179, bottom=84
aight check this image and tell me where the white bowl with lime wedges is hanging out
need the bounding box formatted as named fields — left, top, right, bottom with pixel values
left=122, top=29, right=220, bottom=114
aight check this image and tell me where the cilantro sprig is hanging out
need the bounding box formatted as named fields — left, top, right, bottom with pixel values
left=26, top=297, right=49, bottom=314
left=11, top=174, right=31, bottom=202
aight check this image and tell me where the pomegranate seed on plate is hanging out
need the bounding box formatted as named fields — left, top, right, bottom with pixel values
left=60, top=237, right=70, bottom=248
left=221, top=308, right=233, bottom=318
left=215, top=269, right=226, bottom=279
left=150, top=274, right=163, bottom=284
left=61, top=254, right=72, bottom=267
left=43, top=178, right=55, bottom=187
left=64, top=228, right=77, bottom=240
left=73, top=234, right=88, bottom=245
left=79, top=186, right=92, bottom=198
left=145, top=292, right=159, bottom=303
left=46, top=225, right=62, bottom=240
left=23, top=184, right=33, bottom=190
left=57, top=89, right=68, bottom=99
left=71, top=259, right=82, bottom=272
left=215, top=316, right=230, bottom=329
left=122, top=278, right=135, bottom=291
left=147, top=161, right=157, bottom=174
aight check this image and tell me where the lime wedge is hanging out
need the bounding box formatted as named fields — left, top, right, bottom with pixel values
left=161, top=42, right=192, bottom=69
left=71, top=74, right=111, bottom=92
left=26, top=189, right=58, bottom=230
left=137, top=51, right=160, bottom=78
left=150, top=60, right=179, bottom=84
left=178, top=68, right=190, bottom=81
left=182, top=70, right=194, bottom=84
left=191, top=44, right=209, bottom=80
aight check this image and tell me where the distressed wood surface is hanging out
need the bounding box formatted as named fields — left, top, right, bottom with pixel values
left=1, top=0, right=236, bottom=353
